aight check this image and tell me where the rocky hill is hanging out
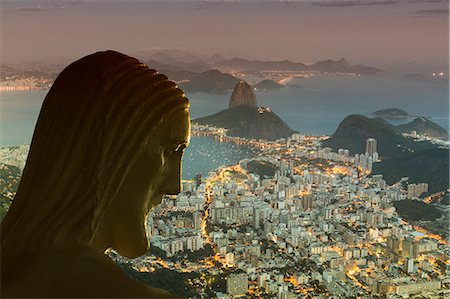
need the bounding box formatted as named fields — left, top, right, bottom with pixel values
left=229, top=81, right=257, bottom=108
left=309, top=58, right=351, bottom=72
left=393, top=200, right=443, bottom=221
left=396, top=117, right=448, bottom=139
left=159, top=69, right=240, bottom=94
left=194, top=80, right=294, bottom=140
left=322, top=114, right=436, bottom=158
left=323, top=114, right=448, bottom=193
left=372, top=148, right=449, bottom=194
left=254, top=79, right=284, bottom=91
left=348, top=64, right=387, bottom=75
left=323, top=115, right=406, bottom=157
left=194, top=105, right=295, bottom=141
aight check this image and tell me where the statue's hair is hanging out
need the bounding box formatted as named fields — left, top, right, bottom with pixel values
left=0, top=51, right=189, bottom=270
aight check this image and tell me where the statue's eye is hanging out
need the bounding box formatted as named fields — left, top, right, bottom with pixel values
left=164, top=143, right=187, bottom=157
left=173, top=144, right=184, bottom=152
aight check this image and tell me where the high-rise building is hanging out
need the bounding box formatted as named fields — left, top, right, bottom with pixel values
left=279, top=160, right=293, bottom=176
left=253, top=207, right=260, bottom=229
left=258, top=273, right=270, bottom=289
left=392, top=238, right=401, bottom=254
left=365, top=138, right=377, bottom=156
left=225, top=252, right=234, bottom=266
left=301, top=195, right=313, bottom=210
left=407, top=183, right=428, bottom=199
left=227, top=273, right=248, bottom=297
left=343, top=232, right=355, bottom=245
left=193, top=211, right=202, bottom=230
left=195, top=173, right=202, bottom=187
left=402, top=238, right=418, bottom=258
left=404, top=258, right=415, bottom=273
left=291, top=133, right=305, bottom=141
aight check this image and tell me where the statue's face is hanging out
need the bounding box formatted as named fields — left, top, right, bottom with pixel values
left=156, top=108, right=191, bottom=200
left=93, top=109, right=190, bottom=258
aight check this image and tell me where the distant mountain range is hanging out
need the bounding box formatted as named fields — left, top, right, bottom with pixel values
left=2, top=49, right=388, bottom=94
left=135, top=49, right=388, bottom=77
left=322, top=114, right=449, bottom=193
left=141, top=54, right=386, bottom=94
left=213, top=58, right=308, bottom=72
left=213, top=57, right=386, bottom=75
left=144, top=56, right=211, bottom=73
left=139, top=50, right=388, bottom=88
left=139, top=49, right=387, bottom=75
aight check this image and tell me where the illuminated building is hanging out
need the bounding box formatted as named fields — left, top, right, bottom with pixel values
left=407, top=183, right=428, bottom=199
left=365, top=138, right=378, bottom=162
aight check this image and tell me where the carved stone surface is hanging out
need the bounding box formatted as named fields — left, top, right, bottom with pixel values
left=0, top=50, right=190, bottom=298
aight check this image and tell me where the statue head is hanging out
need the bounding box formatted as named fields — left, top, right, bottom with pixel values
left=1, top=51, right=190, bottom=265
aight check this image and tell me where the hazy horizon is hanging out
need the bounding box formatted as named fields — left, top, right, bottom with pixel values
left=1, top=0, right=449, bottom=74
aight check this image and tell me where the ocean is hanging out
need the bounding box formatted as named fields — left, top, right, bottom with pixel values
left=188, top=75, right=449, bottom=135
left=182, top=136, right=255, bottom=179
left=1, top=75, right=448, bottom=178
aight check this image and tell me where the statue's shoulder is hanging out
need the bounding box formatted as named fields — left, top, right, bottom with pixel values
left=3, top=245, right=174, bottom=298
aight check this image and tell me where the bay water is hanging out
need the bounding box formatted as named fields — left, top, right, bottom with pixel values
left=1, top=75, right=448, bottom=178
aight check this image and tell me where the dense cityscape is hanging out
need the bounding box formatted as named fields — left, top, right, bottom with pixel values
left=1, top=93, right=449, bottom=298
left=1, top=120, right=448, bottom=298
left=104, top=124, right=448, bottom=298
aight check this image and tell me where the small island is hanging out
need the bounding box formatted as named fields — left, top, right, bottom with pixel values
left=372, top=108, right=410, bottom=119
left=404, top=73, right=425, bottom=80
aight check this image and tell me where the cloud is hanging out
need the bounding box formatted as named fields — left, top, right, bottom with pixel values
left=4, top=0, right=114, bottom=13
left=273, top=0, right=306, bottom=7
left=407, top=0, right=448, bottom=3
left=195, top=0, right=404, bottom=9
left=196, top=0, right=242, bottom=9
left=196, top=0, right=310, bottom=9
left=11, top=3, right=68, bottom=12
left=410, top=8, right=449, bottom=16
left=311, top=0, right=399, bottom=7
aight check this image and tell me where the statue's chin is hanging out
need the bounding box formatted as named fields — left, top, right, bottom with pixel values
left=113, top=224, right=150, bottom=258
left=116, top=240, right=149, bottom=259
left=148, top=194, right=163, bottom=210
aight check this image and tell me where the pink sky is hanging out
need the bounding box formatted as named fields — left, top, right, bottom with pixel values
left=1, top=0, right=448, bottom=72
